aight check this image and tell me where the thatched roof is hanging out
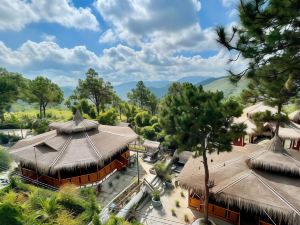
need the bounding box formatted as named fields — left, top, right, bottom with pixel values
left=264, top=122, right=300, bottom=140
left=234, top=117, right=257, bottom=135
left=234, top=103, right=300, bottom=139
left=173, top=150, right=192, bottom=164
left=250, top=135, right=300, bottom=176
left=244, top=102, right=278, bottom=118
left=289, top=110, right=300, bottom=123
left=49, top=110, right=99, bottom=134
left=178, top=143, right=300, bottom=225
left=143, top=140, right=160, bottom=149
left=10, top=120, right=138, bottom=174
left=233, top=102, right=278, bottom=135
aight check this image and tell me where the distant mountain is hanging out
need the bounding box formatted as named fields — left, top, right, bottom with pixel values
left=203, top=77, right=249, bottom=97
left=61, top=76, right=235, bottom=100
left=198, top=76, right=224, bottom=86
left=114, top=80, right=172, bottom=99
left=114, top=76, right=218, bottom=99
left=177, top=76, right=213, bottom=84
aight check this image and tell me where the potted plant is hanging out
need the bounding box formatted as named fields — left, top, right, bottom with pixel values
left=164, top=175, right=173, bottom=189
left=151, top=189, right=161, bottom=208
left=191, top=218, right=216, bottom=225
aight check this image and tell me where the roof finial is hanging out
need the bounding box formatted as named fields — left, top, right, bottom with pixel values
left=73, top=109, right=83, bottom=124
left=267, top=135, right=285, bottom=153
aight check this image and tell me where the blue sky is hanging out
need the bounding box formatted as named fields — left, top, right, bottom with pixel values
left=0, top=0, right=245, bottom=86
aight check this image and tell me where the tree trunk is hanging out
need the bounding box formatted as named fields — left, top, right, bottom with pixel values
left=202, top=149, right=210, bottom=224
left=96, top=104, right=100, bottom=117
left=39, top=103, right=42, bottom=119
left=119, top=106, right=122, bottom=120
left=43, top=105, right=46, bottom=118
left=274, top=104, right=282, bottom=136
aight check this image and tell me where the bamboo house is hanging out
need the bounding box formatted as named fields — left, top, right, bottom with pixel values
left=9, top=111, right=138, bottom=187
left=178, top=137, right=300, bottom=225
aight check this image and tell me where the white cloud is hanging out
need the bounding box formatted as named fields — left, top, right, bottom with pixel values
left=94, top=0, right=204, bottom=51
left=221, top=0, right=238, bottom=7
left=0, top=40, right=101, bottom=72
left=0, top=0, right=99, bottom=31
left=99, top=29, right=118, bottom=43
left=0, top=40, right=247, bottom=85
left=41, top=34, right=57, bottom=42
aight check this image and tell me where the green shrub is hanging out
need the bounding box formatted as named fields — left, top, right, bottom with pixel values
left=0, top=148, right=11, bottom=171
left=92, top=213, right=101, bottom=225
left=151, top=123, right=161, bottom=133
left=175, top=200, right=180, bottom=207
left=0, top=134, right=9, bottom=144
left=151, top=189, right=160, bottom=201
left=79, top=188, right=100, bottom=222
left=58, top=185, right=85, bottom=216
left=98, top=109, right=119, bottom=125
left=171, top=208, right=176, bottom=217
left=134, top=111, right=152, bottom=127
left=32, top=118, right=49, bottom=134
left=184, top=214, right=189, bottom=223
left=149, top=116, right=158, bottom=125
left=142, top=126, right=156, bottom=140
left=165, top=175, right=172, bottom=183
left=0, top=203, right=23, bottom=225
left=153, top=162, right=168, bottom=179
left=55, top=210, right=81, bottom=225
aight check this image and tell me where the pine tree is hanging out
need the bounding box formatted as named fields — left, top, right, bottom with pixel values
left=160, top=83, right=245, bottom=224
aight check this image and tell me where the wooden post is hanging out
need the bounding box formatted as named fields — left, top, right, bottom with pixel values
left=58, top=170, right=61, bottom=185
left=96, top=163, right=99, bottom=181
left=33, top=147, right=39, bottom=181
left=79, top=167, right=82, bottom=187
left=137, top=151, right=140, bottom=185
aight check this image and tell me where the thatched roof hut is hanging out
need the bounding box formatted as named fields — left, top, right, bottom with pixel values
left=173, top=150, right=193, bottom=164
left=289, top=110, right=300, bottom=124
left=264, top=121, right=300, bottom=140
left=250, top=135, right=300, bottom=176
left=178, top=143, right=300, bottom=225
left=233, top=102, right=279, bottom=136
left=10, top=111, right=138, bottom=175
left=244, top=102, right=278, bottom=119
left=143, top=140, right=160, bottom=149
left=234, top=103, right=300, bottom=144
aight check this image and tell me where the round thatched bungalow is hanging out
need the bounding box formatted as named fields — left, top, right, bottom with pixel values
left=233, top=102, right=278, bottom=146
left=233, top=103, right=300, bottom=150
left=9, top=111, right=138, bottom=187
left=289, top=110, right=300, bottom=124
left=264, top=121, right=300, bottom=150
left=178, top=138, right=300, bottom=225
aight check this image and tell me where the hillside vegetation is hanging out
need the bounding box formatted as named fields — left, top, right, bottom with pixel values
left=203, top=77, right=249, bottom=97
left=0, top=180, right=99, bottom=225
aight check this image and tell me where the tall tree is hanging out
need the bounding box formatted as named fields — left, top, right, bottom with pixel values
left=160, top=83, right=245, bottom=224
left=28, top=76, right=63, bottom=118
left=216, top=0, right=299, bottom=80
left=111, top=93, right=125, bottom=120
left=127, top=81, right=151, bottom=110
left=0, top=68, right=28, bottom=121
left=76, top=68, right=113, bottom=116
left=148, top=92, right=159, bottom=115
left=216, top=0, right=300, bottom=136
left=240, top=62, right=297, bottom=135
left=123, top=103, right=140, bottom=126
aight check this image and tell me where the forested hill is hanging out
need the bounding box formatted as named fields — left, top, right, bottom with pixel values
left=111, top=76, right=247, bottom=99
left=203, top=77, right=249, bottom=97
